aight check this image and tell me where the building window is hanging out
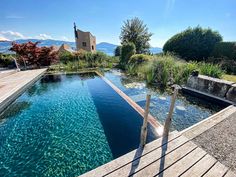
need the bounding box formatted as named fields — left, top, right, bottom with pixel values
left=92, top=45, right=94, bottom=50
left=82, top=42, right=86, bottom=47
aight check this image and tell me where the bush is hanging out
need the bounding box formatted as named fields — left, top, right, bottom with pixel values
left=52, top=51, right=117, bottom=72
left=134, top=54, right=224, bottom=88
left=163, top=26, right=222, bottom=61
left=59, top=51, right=75, bottom=63
left=211, top=42, right=236, bottom=59
left=10, top=41, right=58, bottom=68
left=0, top=54, right=15, bottom=68
left=120, top=43, right=136, bottom=67
left=198, top=62, right=224, bottom=78
left=207, top=56, right=236, bottom=74
left=114, top=46, right=121, bottom=56
left=129, top=54, right=153, bottom=66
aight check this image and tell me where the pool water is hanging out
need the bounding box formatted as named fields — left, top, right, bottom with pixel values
left=104, top=69, right=224, bottom=131
left=0, top=73, right=156, bottom=177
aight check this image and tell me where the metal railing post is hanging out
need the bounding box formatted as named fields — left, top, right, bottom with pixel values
left=140, top=94, right=151, bottom=147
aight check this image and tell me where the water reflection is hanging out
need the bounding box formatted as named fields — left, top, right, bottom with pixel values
left=0, top=101, right=31, bottom=123
left=27, top=75, right=62, bottom=97
left=104, top=69, right=225, bottom=131
left=41, top=74, right=62, bottom=83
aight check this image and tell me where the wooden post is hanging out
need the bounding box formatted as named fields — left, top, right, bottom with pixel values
left=140, top=94, right=151, bottom=147
left=163, top=85, right=180, bottom=138
left=13, top=58, right=20, bottom=71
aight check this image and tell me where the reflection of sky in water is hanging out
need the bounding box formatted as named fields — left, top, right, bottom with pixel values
left=104, top=69, right=224, bottom=131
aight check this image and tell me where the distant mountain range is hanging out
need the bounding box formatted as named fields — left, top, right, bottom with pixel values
left=0, top=39, right=162, bottom=55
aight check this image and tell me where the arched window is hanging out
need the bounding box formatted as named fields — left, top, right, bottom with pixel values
left=92, top=45, right=94, bottom=50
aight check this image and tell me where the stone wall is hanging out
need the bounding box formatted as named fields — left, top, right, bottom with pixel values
left=186, top=75, right=236, bottom=103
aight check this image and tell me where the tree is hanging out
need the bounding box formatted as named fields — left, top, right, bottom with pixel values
left=114, top=46, right=121, bottom=56
left=120, top=17, right=152, bottom=54
left=10, top=41, right=58, bottom=68
left=120, top=42, right=136, bottom=66
left=163, top=26, right=223, bottom=61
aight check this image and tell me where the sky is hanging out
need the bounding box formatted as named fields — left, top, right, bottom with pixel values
left=0, top=0, right=235, bottom=47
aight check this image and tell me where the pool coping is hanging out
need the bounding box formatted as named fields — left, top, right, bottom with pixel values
left=95, top=71, right=164, bottom=136
left=180, top=105, right=236, bottom=140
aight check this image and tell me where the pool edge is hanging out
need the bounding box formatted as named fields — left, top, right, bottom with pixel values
left=0, top=69, right=47, bottom=113
left=95, top=71, right=164, bottom=136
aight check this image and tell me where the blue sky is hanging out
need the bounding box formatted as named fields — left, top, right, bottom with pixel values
left=0, top=0, right=235, bottom=47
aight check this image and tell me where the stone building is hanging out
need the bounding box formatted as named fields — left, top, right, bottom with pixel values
left=74, top=23, right=96, bottom=52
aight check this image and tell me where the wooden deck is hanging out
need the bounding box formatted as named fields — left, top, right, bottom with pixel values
left=0, top=69, right=47, bottom=112
left=81, top=132, right=235, bottom=177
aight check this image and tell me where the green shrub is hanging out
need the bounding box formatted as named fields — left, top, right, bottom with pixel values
left=120, top=43, right=136, bottom=67
left=133, top=53, right=223, bottom=88
left=114, top=46, right=121, bottom=56
left=163, top=26, right=222, bottom=61
left=198, top=62, right=224, bottom=78
left=129, top=54, right=153, bottom=66
left=211, top=42, right=236, bottom=59
left=53, top=51, right=116, bottom=72
left=59, top=51, right=75, bottom=63
left=0, top=54, right=15, bottom=67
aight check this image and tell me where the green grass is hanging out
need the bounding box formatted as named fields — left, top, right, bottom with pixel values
left=222, top=74, right=236, bottom=82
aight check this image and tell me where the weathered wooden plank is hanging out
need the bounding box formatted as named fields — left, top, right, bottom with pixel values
left=180, top=154, right=217, bottom=177
left=224, top=170, right=236, bottom=177
left=80, top=132, right=180, bottom=177
left=107, top=136, right=191, bottom=177
left=144, top=147, right=207, bottom=177
left=204, top=162, right=228, bottom=177
left=0, top=69, right=47, bottom=112
left=95, top=71, right=163, bottom=134
left=140, top=94, right=151, bottom=147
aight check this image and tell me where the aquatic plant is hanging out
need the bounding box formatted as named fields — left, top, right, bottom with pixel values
left=126, top=53, right=224, bottom=88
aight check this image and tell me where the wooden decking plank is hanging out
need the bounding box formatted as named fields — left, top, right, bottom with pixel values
left=181, top=105, right=236, bottom=140
left=204, top=162, right=229, bottom=177
left=80, top=132, right=180, bottom=177
left=180, top=154, right=217, bottom=177
left=224, top=170, right=236, bottom=177
left=129, top=141, right=198, bottom=177
left=106, top=135, right=190, bottom=177
left=151, top=147, right=207, bottom=177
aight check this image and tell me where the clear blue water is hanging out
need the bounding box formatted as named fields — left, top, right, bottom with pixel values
left=104, top=69, right=224, bottom=131
left=0, top=73, right=156, bottom=177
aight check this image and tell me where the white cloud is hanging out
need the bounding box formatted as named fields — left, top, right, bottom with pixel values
left=0, top=30, right=73, bottom=42
left=0, top=36, right=10, bottom=41
left=61, top=36, right=73, bottom=41
left=0, top=30, right=27, bottom=40
left=36, top=34, right=53, bottom=40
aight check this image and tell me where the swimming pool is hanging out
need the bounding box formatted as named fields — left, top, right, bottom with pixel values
left=0, top=73, right=156, bottom=177
left=103, top=69, right=224, bottom=131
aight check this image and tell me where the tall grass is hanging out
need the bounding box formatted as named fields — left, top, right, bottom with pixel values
left=50, top=51, right=119, bottom=72
left=126, top=53, right=224, bottom=88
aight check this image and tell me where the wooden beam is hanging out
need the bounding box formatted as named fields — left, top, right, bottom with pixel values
left=140, top=94, right=151, bottom=147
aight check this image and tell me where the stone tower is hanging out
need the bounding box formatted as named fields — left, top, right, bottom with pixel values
left=74, top=23, right=96, bottom=52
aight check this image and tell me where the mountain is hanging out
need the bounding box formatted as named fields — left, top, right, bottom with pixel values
left=96, top=42, right=118, bottom=56
left=0, top=39, right=162, bottom=55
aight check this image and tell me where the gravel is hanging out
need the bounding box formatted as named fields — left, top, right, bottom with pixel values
left=193, top=112, right=236, bottom=171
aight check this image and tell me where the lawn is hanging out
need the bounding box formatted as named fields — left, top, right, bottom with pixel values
left=222, top=74, right=236, bottom=82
